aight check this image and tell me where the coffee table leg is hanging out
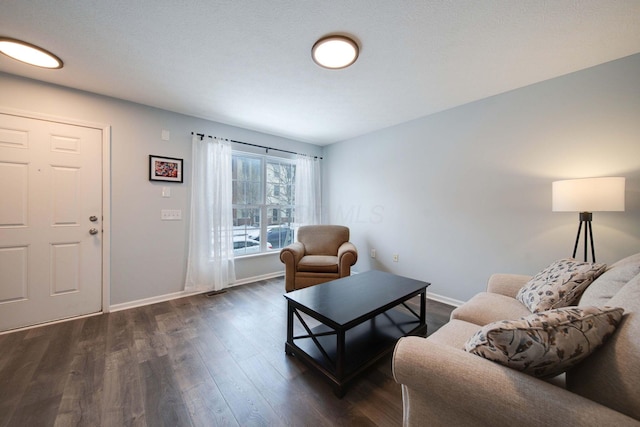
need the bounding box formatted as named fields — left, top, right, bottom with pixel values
left=285, top=301, right=294, bottom=355
left=335, top=328, right=346, bottom=396
left=420, top=289, right=427, bottom=336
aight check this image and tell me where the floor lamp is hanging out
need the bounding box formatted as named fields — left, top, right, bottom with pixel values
left=552, top=177, right=625, bottom=263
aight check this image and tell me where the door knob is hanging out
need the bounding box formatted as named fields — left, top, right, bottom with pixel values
left=89, top=228, right=99, bottom=235
left=90, top=216, right=98, bottom=222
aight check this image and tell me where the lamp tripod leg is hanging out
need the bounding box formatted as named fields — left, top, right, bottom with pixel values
left=584, top=220, right=588, bottom=262
left=572, top=220, right=583, bottom=259
left=587, top=220, right=595, bottom=263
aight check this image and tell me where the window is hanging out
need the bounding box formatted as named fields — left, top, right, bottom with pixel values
left=232, top=153, right=296, bottom=255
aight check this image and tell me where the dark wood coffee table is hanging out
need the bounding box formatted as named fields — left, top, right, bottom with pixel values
left=284, top=270, right=430, bottom=397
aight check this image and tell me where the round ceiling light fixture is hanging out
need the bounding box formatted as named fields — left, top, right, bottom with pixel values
left=312, top=35, right=359, bottom=69
left=0, top=37, right=63, bottom=69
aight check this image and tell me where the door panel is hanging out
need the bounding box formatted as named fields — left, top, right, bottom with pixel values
left=0, top=113, right=102, bottom=332
left=0, top=246, right=28, bottom=302
left=0, top=161, right=28, bottom=226
left=51, top=166, right=81, bottom=225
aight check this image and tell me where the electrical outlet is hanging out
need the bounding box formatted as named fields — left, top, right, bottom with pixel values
left=370, top=249, right=376, bottom=258
left=393, top=254, right=399, bottom=262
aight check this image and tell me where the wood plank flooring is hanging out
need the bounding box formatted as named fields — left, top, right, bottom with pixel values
left=0, top=277, right=453, bottom=427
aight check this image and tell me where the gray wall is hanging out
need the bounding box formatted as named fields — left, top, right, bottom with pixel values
left=323, top=54, right=640, bottom=304
left=0, top=73, right=322, bottom=305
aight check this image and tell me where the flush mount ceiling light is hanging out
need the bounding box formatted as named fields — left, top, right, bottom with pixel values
left=312, top=35, right=359, bottom=69
left=0, top=37, right=63, bottom=69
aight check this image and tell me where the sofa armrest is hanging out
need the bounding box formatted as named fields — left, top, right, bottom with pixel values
left=280, top=242, right=305, bottom=292
left=393, top=336, right=639, bottom=427
left=337, top=241, right=358, bottom=276
left=486, top=273, right=532, bottom=298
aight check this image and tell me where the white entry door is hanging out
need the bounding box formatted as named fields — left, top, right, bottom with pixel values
left=0, top=113, right=103, bottom=332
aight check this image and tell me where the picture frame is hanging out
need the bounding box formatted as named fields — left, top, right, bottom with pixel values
left=149, top=155, right=183, bottom=183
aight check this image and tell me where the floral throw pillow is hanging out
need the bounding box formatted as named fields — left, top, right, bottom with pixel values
left=516, top=259, right=606, bottom=313
left=464, top=306, right=624, bottom=378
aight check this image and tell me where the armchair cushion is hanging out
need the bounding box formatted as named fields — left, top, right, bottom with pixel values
left=464, top=306, right=624, bottom=378
left=516, top=259, right=606, bottom=313
left=297, top=255, right=339, bottom=273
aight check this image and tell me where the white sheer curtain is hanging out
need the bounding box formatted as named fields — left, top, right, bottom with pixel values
left=185, top=135, right=236, bottom=292
left=295, top=155, right=321, bottom=226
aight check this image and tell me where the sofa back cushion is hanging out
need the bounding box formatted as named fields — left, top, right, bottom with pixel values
left=567, top=270, right=640, bottom=421
left=579, top=252, right=640, bottom=307
left=298, top=225, right=349, bottom=256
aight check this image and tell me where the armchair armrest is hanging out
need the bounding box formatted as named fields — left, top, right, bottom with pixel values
left=486, top=273, right=532, bottom=298
left=337, top=241, right=358, bottom=276
left=393, top=337, right=638, bottom=427
left=280, top=242, right=305, bottom=292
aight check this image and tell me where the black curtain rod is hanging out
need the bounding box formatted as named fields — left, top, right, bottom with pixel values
left=191, top=132, right=323, bottom=160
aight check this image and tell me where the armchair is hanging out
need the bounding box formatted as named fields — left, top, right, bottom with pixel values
left=280, top=225, right=358, bottom=292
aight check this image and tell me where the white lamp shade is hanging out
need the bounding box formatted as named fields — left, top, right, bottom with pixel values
left=552, top=177, right=625, bottom=212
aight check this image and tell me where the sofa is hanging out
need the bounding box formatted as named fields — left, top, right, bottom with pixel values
left=280, top=225, right=357, bottom=292
left=393, top=252, right=640, bottom=426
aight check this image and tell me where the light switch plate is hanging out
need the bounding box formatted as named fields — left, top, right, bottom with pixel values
left=162, top=186, right=171, bottom=198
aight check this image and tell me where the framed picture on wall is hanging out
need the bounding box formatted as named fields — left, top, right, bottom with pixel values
left=149, top=155, right=183, bottom=183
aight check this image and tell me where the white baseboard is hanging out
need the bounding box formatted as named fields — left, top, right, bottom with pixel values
left=109, top=289, right=202, bottom=312
left=427, top=291, right=464, bottom=308
left=230, top=271, right=284, bottom=287
left=108, top=271, right=285, bottom=312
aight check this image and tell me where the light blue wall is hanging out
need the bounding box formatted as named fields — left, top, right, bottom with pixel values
left=0, top=73, right=321, bottom=305
left=323, top=54, right=640, bottom=303
left=3, top=53, right=639, bottom=308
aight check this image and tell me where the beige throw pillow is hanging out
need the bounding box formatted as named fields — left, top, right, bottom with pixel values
left=516, top=258, right=606, bottom=313
left=464, top=306, right=624, bottom=378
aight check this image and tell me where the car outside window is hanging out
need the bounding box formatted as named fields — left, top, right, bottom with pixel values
left=232, top=153, right=296, bottom=256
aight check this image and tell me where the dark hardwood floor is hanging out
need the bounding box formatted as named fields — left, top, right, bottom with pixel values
left=0, top=277, right=453, bottom=427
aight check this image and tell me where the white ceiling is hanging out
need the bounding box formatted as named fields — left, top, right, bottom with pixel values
left=2, top=1, right=640, bottom=145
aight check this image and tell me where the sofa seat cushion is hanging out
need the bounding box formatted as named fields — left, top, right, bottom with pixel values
left=465, top=306, right=624, bottom=378
left=516, top=258, right=606, bottom=313
left=451, top=292, right=531, bottom=326
left=297, top=255, right=339, bottom=273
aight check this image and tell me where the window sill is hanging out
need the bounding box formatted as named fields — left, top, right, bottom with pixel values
left=235, top=251, right=281, bottom=260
